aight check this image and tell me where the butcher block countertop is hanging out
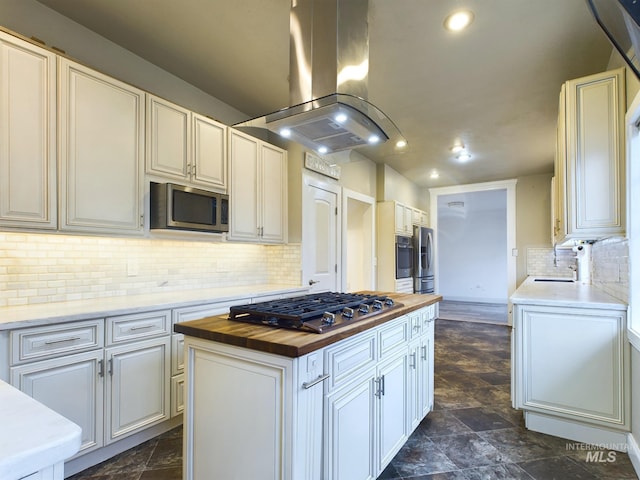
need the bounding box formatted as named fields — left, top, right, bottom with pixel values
left=174, top=292, right=442, bottom=357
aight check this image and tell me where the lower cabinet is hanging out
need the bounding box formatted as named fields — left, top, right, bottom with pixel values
left=10, top=350, right=104, bottom=455
left=512, top=303, right=629, bottom=445
left=105, top=337, right=171, bottom=443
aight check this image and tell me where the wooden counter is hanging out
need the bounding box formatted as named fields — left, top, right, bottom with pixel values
left=174, top=292, right=441, bottom=357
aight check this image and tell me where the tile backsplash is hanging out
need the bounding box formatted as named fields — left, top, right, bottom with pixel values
left=526, top=238, right=629, bottom=304
left=0, top=232, right=301, bottom=307
left=592, top=237, right=629, bottom=303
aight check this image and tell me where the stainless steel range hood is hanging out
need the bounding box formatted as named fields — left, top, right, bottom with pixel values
left=234, top=0, right=406, bottom=155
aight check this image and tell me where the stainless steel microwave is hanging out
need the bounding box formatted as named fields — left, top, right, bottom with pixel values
left=150, top=182, right=229, bottom=233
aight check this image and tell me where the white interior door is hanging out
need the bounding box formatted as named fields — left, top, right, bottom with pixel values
left=302, top=176, right=340, bottom=292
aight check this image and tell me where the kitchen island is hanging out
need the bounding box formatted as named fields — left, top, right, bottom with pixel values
left=175, top=292, right=441, bottom=480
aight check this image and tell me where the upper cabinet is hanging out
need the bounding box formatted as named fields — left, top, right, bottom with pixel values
left=553, top=68, right=626, bottom=243
left=0, top=31, right=57, bottom=229
left=146, top=95, right=227, bottom=192
left=59, top=58, right=145, bottom=235
left=228, top=128, right=287, bottom=244
left=394, top=202, right=413, bottom=236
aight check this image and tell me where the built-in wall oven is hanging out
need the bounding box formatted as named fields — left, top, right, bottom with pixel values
left=395, top=235, right=413, bottom=279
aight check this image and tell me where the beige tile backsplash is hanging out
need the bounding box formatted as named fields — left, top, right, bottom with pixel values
left=0, top=232, right=301, bottom=307
left=526, top=238, right=629, bottom=304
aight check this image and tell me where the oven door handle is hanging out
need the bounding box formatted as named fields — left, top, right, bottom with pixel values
left=302, top=373, right=330, bottom=390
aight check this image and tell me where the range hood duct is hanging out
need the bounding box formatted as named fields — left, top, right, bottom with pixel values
left=235, top=0, right=406, bottom=155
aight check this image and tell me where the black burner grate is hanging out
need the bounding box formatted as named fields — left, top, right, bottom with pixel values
left=228, top=292, right=396, bottom=330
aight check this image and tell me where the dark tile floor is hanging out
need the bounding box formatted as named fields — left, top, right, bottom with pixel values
left=68, top=319, right=638, bottom=480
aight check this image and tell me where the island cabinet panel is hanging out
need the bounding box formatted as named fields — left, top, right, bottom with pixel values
left=183, top=339, right=324, bottom=480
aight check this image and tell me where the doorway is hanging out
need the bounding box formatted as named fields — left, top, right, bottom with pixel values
left=430, top=180, right=517, bottom=325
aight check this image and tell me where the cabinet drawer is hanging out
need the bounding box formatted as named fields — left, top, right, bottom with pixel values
left=106, top=310, right=170, bottom=345
left=421, top=306, right=435, bottom=330
left=379, top=316, right=409, bottom=359
left=11, top=319, right=104, bottom=365
left=325, top=331, right=377, bottom=393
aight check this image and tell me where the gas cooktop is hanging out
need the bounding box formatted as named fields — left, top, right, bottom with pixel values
left=228, top=292, right=403, bottom=333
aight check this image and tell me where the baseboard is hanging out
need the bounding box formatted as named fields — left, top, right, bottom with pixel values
left=627, top=432, right=640, bottom=478
left=442, top=297, right=507, bottom=305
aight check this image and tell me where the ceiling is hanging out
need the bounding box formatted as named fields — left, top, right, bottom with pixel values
left=35, top=0, right=614, bottom=188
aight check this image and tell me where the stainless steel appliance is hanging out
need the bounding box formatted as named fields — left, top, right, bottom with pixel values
left=150, top=182, right=229, bottom=233
left=413, top=226, right=434, bottom=294
left=395, top=235, right=413, bottom=279
left=228, top=292, right=403, bottom=333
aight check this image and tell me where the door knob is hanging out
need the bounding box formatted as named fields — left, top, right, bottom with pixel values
left=308, top=279, right=320, bottom=285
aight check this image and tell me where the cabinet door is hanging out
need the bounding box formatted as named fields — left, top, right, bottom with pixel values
left=192, top=113, right=227, bottom=190
left=146, top=94, right=190, bottom=180
left=260, top=142, right=287, bottom=243
left=554, top=86, right=567, bottom=242
left=420, top=320, right=434, bottom=419
left=59, top=59, right=144, bottom=234
left=324, top=374, right=376, bottom=480
left=105, top=337, right=170, bottom=443
left=228, top=129, right=259, bottom=240
left=518, top=305, right=628, bottom=428
left=377, top=352, right=408, bottom=472
left=10, top=350, right=104, bottom=455
left=565, top=68, right=625, bottom=239
left=0, top=32, right=56, bottom=229
left=407, top=340, right=421, bottom=433
left=394, top=203, right=405, bottom=234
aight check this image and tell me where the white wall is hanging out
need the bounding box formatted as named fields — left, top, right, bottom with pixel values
left=377, top=164, right=428, bottom=211
left=437, top=189, right=507, bottom=303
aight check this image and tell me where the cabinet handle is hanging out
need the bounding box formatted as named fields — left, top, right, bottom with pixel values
left=192, top=165, right=196, bottom=176
left=301, top=373, right=330, bottom=390
left=108, top=358, right=113, bottom=376
left=421, top=345, right=427, bottom=360
left=410, top=352, right=417, bottom=369
left=380, top=374, right=385, bottom=396
left=130, top=324, right=154, bottom=331
left=98, top=359, right=104, bottom=377
left=374, top=376, right=382, bottom=398
left=44, top=336, right=81, bottom=345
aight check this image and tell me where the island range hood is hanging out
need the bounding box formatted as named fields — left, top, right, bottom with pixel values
left=235, top=0, right=406, bottom=155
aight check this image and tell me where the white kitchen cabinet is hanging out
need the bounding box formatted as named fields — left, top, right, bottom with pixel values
left=105, top=336, right=170, bottom=443
left=0, top=31, right=57, bottom=230
left=512, top=302, right=629, bottom=445
left=10, top=350, right=104, bottom=456
left=58, top=58, right=144, bottom=235
left=146, top=95, right=227, bottom=191
left=411, top=208, right=428, bottom=227
left=394, top=202, right=413, bottom=235
left=228, top=128, right=287, bottom=243
left=554, top=68, right=626, bottom=243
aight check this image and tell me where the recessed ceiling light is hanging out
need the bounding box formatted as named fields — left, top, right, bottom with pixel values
left=396, top=139, right=407, bottom=148
left=280, top=128, right=292, bottom=138
left=450, top=143, right=464, bottom=153
left=430, top=171, right=439, bottom=179
left=457, top=152, right=472, bottom=162
left=444, top=10, right=474, bottom=32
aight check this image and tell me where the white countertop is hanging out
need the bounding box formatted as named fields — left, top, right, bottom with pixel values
left=511, top=277, right=627, bottom=310
left=0, top=380, right=81, bottom=479
left=0, top=284, right=308, bottom=330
